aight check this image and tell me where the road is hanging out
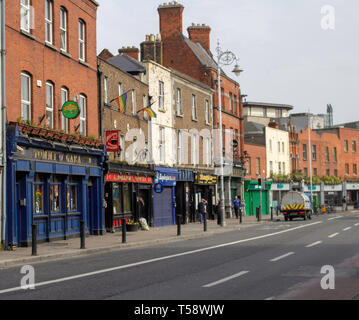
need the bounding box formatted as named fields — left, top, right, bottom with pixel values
left=0, top=212, right=359, bottom=300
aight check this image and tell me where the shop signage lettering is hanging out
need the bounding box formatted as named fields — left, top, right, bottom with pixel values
left=195, top=174, right=217, bottom=185
left=32, top=148, right=94, bottom=165
left=105, top=173, right=153, bottom=184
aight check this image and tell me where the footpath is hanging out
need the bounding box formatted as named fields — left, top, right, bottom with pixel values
left=0, top=215, right=278, bottom=269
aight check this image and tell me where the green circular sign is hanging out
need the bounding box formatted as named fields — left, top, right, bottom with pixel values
left=62, top=101, right=80, bottom=119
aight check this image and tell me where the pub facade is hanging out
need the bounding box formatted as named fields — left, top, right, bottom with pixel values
left=6, top=124, right=105, bottom=247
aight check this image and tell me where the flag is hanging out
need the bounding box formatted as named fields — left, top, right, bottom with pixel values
left=111, top=90, right=131, bottom=113
left=138, top=102, right=157, bottom=118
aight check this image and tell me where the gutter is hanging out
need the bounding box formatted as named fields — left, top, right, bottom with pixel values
left=0, top=0, right=6, bottom=249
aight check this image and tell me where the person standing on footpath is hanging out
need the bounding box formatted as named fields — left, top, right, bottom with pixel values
left=232, top=195, right=242, bottom=219
left=198, top=198, right=207, bottom=223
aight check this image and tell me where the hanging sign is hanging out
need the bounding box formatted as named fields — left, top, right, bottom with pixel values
left=105, top=130, right=120, bottom=152
left=154, top=183, right=163, bottom=194
left=62, top=101, right=80, bottom=119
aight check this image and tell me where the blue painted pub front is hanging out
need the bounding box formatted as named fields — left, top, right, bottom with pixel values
left=5, top=125, right=106, bottom=248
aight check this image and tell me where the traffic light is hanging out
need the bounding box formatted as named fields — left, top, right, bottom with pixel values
left=103, top=154, right=109, bottom=175
left=258, top=177, right=262, bottom=187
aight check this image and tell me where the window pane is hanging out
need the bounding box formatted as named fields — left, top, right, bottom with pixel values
left=50, top=184, right=61, bottom=212
left=123, top=184, right=131, bottom=213
left=34, top=184, right=44, bottom=213
left=112, top=184, right=122, bottom=214
left=67, top=185, right=77, bottom=211
left=21, top=74, right=30, bottom=101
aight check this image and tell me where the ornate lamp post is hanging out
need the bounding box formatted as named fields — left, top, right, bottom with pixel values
left=216, top=41, right=243, bottom=227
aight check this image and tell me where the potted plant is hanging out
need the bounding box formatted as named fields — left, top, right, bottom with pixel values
left=126, top=221, right=139, bottom=232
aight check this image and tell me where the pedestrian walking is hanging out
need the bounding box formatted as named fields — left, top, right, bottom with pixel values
left=342, top=196, right=347, bottom=211
left=198, top=198, right=207, bottom=223
left=232, top=195, right=242, bottom=219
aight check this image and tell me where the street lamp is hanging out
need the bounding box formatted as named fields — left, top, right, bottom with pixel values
left=216, top=41, right=243, bottom=227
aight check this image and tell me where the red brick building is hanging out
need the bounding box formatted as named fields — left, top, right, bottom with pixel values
left=6, top=0, right=99, bottom=136
left=4, top=0, right=106, bottom=249
left=244, top=143, right=266, bottom=181
left=141, top=2, right=245, bottom=216
left=294, top=127, right=359, bottom=180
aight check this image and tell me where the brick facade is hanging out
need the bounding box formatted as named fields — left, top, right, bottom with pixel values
left=98, top=57, right=149, bottom=163
left=244, top=143, right=266, bottom=181
left=171, top=68, right=214, bottom=169
left=294, top=127, right=359, bottom=180
left=6, top=0, right=99, bottom=136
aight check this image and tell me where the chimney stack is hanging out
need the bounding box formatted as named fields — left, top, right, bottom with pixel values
left=118, top=46, right=140, bottom=61
left=140, top=34, right=163, bottom=64
left=187, top=23, right=211, bottom=53
left=158, top=1, right=184, bottom=39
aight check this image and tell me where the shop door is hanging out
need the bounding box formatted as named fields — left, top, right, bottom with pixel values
left=154, top=187, right=174, bottom=226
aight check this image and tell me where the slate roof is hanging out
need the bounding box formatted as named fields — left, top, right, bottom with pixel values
left=106, top=54, right=146, bottom=75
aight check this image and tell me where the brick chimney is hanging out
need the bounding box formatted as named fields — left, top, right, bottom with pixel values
left=118, top=46, right=139, bottom=61
left=98, top=48, right=114, bottom=60
left=158, top=1, right=184, bottom=39
left=187, top=23, right=211, bottom=53
left=140, top=34, right=163, bottom=64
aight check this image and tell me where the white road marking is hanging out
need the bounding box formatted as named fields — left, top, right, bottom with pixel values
left=265, top=296, right=276, bottom=300
left=305, top=241, right=322, bottom=248
left=202, top=271, right=249, bottom=288
left=0, top=220, right=323, bottom=295
left=270, top=252, right=295, bottom=262
left=328, top=217, right=338, bottom=221
left=354, top=223, right=359, bottom=226
left=328, top=233, right=339, bottom=238
left=343, top=227, right=352, bottom=231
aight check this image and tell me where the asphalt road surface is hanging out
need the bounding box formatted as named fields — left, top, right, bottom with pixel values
left=0, top=212, right=359, bottom=300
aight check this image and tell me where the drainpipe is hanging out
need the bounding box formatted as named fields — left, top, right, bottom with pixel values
left=0, top=0, right=6, bottom=249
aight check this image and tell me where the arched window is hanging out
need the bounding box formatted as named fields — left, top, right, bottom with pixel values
left=78, top=20, right=86, bottom=62
left=45, top=0, right=53, bottom=44
left=60, top=7, right=68, bottom=52
left=20, top=0, right=31, bottom=32
left=46, top=81, right=54, bottom=128
left=21, top=72, right=32, bottom=121
left=79, top=94, right=87, bottom=135
left=61, top=87, right=69, bottom=132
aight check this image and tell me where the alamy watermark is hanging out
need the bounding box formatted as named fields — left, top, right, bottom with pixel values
left=321, top=5, right=335, bottom=30
left=320, top=265, right=335, bottom=290
left=20, top=265, right=35, bottom=290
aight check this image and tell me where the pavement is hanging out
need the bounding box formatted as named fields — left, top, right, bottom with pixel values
left=0, top=215, right=276, bottom=269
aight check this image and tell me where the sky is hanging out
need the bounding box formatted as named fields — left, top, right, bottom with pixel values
left=97, top=0, right=359, bottom=125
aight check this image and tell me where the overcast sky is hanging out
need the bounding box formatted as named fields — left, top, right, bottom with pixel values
left=97, top=0, right=359, bottom=125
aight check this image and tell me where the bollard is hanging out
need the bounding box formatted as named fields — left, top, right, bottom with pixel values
left=32, top=223, right=37, bottom=256
left=271, top=207, right=273, bottom=221
left=203, top=214, right=207, bottom=232
left=177, top=215, right=181, bottom=236
left=256, top=207, right=260, bottom=222
left=121, top=218, right=126, bottom=243
left=239, top=209, right=242, bottom=224
left=80, top=220, right=85, bottom=249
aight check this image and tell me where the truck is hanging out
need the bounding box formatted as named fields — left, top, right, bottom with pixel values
left=280, top=191, right=312, bottom=221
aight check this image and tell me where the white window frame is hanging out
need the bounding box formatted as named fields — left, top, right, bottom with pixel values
left=177, top=131, right=182, bottom=164
left=205, top=99, right=210, bottom=124
left=158, top=81, right=164, bottom=111
left=45, top=0, right=53, bottom=44
left=119, top=135, right=125, bottom=161
left=205, top=137, right=211, bottom=166
left=20, top=0, right=31, bottom=33
left=192, top=94, right=197, bottom=120
left=118, top=83, right=122, bottom=96
left=21, top=72, right=31, bottom=121
left=60, top=7, right=67, bottom=52
left=192, top=133, right=198, bottom=165
left=46, top=81, right=54, bottom=128
left=176, top=88, right=182, bottom=115
left=78, top=20, right=86, bottom=62
left=79, top=94, right=87, bottom=136
left=104, top=76, right=108, bottom=104
left=61, top=87, right=69, bottom=133
left=132, top=90, right=136, bottom=115
left=159, top=126, right=165, bottom=163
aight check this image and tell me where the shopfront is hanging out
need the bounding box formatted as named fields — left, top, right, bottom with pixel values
left=194, top=172, right=217, bottom=220
left=175, top=169, right=194, bottom=224
left=104, top=166, right=154, bottom=231
left=153, top=167, right=178, bottom=226
left=6, top=125, right=105, bottom=248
